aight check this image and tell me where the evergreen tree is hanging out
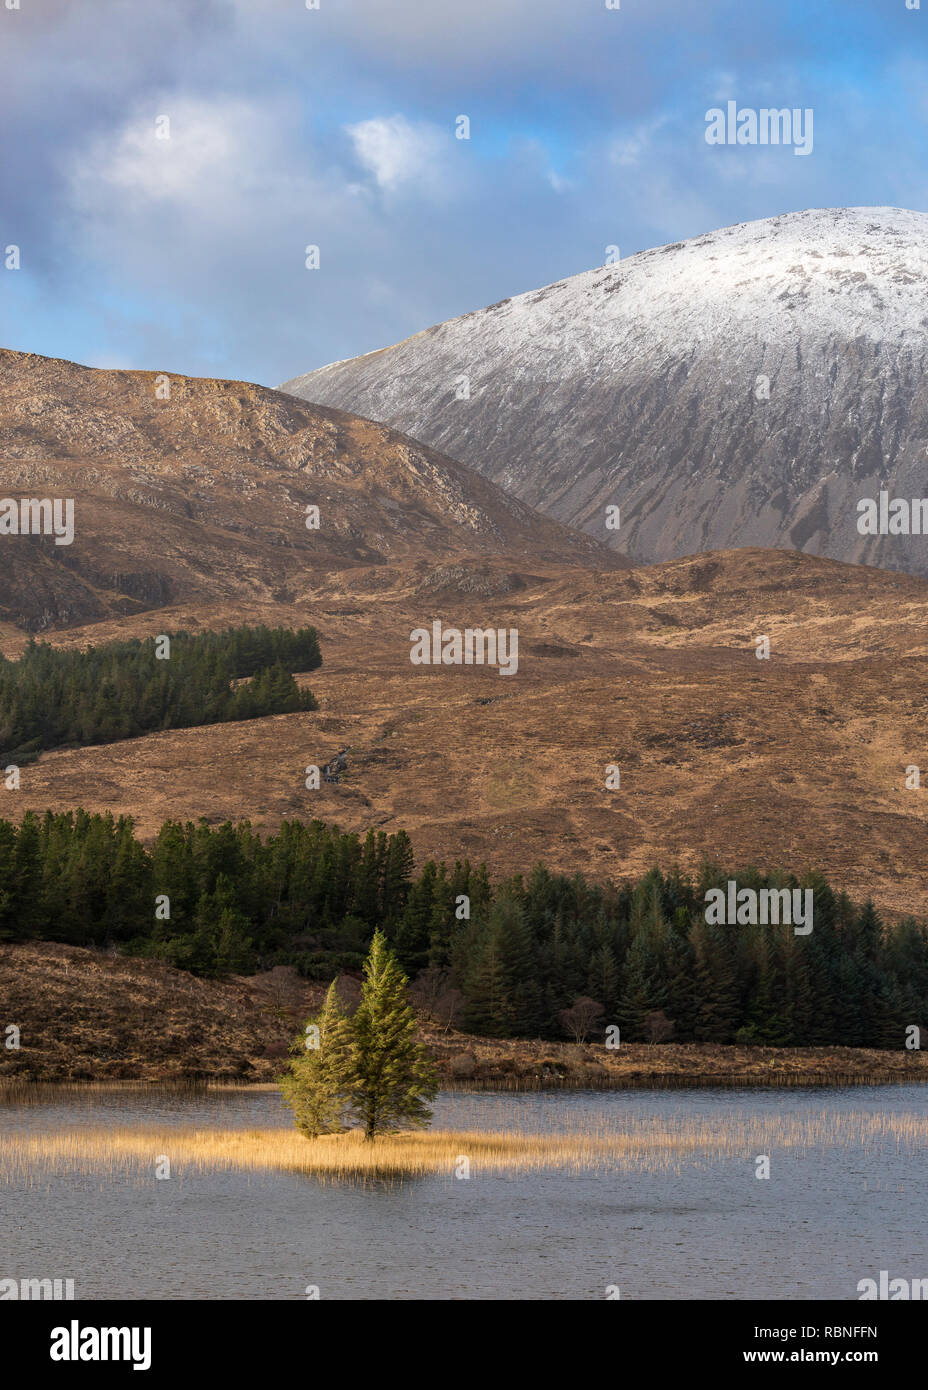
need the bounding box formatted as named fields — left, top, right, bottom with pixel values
left=0, top=624, right=320, bottom=764
left=344, top=930, right=437, bottom=1140
left=620, top=925, right=667, bottom=1039
left=586, top=942, right=619, bottom=1020
left=691, top=921, right=740, bottom=1042
left=663, top=912, right=697, bottom=1040
left=279, top=981, right=351, bottom=1137
left=462, top=919, right=511, bottom=1035
left=394, top=860, right=437, bottom=975
left=3, top=803, right=928, bottom=1052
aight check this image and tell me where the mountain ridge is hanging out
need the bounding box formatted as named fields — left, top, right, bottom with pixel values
left=281, top=206, right=928, bottom=574
left=0, top=348, right=620, bottom=632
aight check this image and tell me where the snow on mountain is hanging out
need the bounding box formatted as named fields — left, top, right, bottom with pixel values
left=281, top=207, right=928, bottom=573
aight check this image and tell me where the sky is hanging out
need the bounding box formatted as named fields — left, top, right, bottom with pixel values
left=1, top=0, right=926, bottom=387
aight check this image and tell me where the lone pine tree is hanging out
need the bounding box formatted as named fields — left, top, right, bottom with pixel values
left=281, top=933, right=437, bottom=1142
left=345, top=930, right=438, bottom=1141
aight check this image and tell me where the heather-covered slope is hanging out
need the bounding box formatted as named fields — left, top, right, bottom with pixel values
left=9, top=548, right=928, bottom=923
left=0, top=349, right=618, bottom=632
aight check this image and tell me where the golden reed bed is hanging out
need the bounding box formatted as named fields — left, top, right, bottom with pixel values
left=3, top=1109, right=927, bottom=1181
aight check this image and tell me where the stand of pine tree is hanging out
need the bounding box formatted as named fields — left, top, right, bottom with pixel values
left=0, top=810, right=925, bottom=1049
left=0, top=624, right=321, bottom=765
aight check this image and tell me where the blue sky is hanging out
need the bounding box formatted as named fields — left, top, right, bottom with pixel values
left=1, top=0, right=926, bottom=386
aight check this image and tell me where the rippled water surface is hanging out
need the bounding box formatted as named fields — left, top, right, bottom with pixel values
left=1, top=1085, right=925, bottom=1300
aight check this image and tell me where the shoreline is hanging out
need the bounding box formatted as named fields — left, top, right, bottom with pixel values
left=2, top=1061, right=927, bottom=1099
left=4, top=941, right=927, bottom=1093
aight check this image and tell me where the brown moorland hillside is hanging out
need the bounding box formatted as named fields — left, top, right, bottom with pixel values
left=4, top=546, right=928, bottom=921
left=1, top=349, right=925, bottom=921
left=0, top=349, right=618, bottom=632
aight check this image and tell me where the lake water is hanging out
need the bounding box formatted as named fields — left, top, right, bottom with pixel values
left=1, top=1085, right=925, bottom=1300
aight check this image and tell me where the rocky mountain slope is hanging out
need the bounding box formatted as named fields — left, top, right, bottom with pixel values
left=281, top=207, right=928, bottom=574
left=0, top=350, right=617, bottom=632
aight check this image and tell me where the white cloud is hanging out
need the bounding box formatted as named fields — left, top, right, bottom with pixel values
left=345, top=114, right=449, bottom=194
left=71, top=98, right=289, bottom=215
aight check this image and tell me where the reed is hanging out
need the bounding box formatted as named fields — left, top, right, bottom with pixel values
left=3, top=1108, right=926, bottom=1182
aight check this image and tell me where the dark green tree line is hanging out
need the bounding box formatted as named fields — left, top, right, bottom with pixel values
left=0, top=624, right=321, bottom=764
left=0, top=810, right=925, bottom=1049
